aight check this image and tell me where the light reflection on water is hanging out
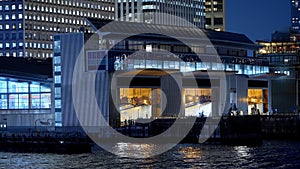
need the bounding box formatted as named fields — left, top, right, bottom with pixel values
left=1, top=140, right=300, bottom=169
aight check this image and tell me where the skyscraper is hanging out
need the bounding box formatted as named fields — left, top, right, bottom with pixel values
left=115, top=0, right=206, bottom=28
left=205, top=0, right=225, bottom=31
left=291, top=0, right=300, bottom=33
left=0, top=0, right=115, bottom=58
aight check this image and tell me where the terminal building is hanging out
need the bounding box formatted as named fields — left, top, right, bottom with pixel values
left=52, top=18, right=271, bottom=129
left=257, top=31, right=300, bottom=113
left=0, top=57, right=52, bottom=131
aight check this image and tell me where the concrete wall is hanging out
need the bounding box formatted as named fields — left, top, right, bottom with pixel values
left=227, top=75, right=249, bottom=115
left=161, top=74, right=184, bottom=117
left=0, top=109, right=53, bottom=127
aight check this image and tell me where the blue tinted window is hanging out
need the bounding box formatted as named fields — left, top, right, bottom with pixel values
left=30, top=83, right=40, bottom=93
left=0, top=80, right=7, bottom=93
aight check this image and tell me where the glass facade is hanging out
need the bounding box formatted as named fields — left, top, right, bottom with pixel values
left=116, top=0, right=206, bottom=28
left=113, top=56, right=269, bottom=75
left=0, top=78, right=51, bottom=110
left=0, top=0, right=25, bottom=57
left=53, top=35, right=62, bottom=126
left=0, top=0, right=115, bottom=58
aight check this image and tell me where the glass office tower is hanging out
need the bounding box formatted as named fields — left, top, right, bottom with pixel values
left=115, top=0, right=206, bottom=28
left=0, top=0, right=115, bottom=58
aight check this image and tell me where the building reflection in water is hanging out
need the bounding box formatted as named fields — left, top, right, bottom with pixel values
left=234, top=146, right=252, bottom=158
left=179, top=146, right=202, bottom=162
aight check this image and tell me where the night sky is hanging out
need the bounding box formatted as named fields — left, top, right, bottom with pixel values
left=226, top=0, right=291, bottom=42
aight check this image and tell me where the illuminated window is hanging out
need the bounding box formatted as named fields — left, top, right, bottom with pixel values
left=18, top=14, right=23, bottom=19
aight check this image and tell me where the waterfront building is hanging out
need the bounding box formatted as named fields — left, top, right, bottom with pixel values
left=115, top=0, right=206, bottom=28
left=0, top=57, right=52, bottom=131
left=53, top=18, right=270, bottom=128
left=0, top=0, right=114, bottom=58
left=257, top=33, right=300, bottom=113
left=205, top=0, right=225, bottom=31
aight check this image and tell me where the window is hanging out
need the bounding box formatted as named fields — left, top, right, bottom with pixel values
left=0, top=80, right=7, bottom=93
left=0, top=79, right=51, bottom=110
left=8, top=81, right=28, bottom=93
left=31, top=94, right=40, bottom=108
left=19, top=94, right=29, bottom=109
left=12, top=42, right=16, bottom=48
left=214, top=18, right=223, bottom=25
left=9, top=94, right=18, bottom=109
left=55, top=100, right=61, bottom=108
left=55, top=75, right=61, bottom=84
left=0, top=94, right=7, bottom=109
left=41, top=93, right=51, bottom=108
left=55, top=87, right=61, bottom=98
left=18, top=13, right=23, bottom=19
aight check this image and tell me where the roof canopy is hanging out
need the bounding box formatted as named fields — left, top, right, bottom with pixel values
left=85, top=18, right=260, bottom=50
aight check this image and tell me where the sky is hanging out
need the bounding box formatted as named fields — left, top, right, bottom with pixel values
left=226, top=0, right=291, bottom=42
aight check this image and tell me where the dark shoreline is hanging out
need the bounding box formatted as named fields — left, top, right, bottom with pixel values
left=1, top=115, right=300, bottom=154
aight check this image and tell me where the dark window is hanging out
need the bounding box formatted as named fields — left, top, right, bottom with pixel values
left=19, top=32, right=23, bottom=39
left=206, top=18, right=211, bottom=25
left=12, top=33, right=16, bottom=40
left=214, top=18, right=223, bottom=25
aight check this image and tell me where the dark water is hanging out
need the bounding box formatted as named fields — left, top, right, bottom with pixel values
left=1, top=140, right=300, bottom=169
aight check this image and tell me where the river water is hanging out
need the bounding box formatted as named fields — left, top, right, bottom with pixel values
left=1, top=140, right=300, bottom=169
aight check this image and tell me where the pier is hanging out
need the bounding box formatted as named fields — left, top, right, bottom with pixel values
left=0, top=131, right=92, bottom=154
left=260, top=114, right=300, bottom=140
left=1, top=115, right=300, bottom=154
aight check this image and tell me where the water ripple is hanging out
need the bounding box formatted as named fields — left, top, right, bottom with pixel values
left=1, top=140, right=300, bottom=168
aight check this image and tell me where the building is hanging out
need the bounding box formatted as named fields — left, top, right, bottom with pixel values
left=205, top=0, right=225, bottom=31
left=115, top=0, right=206, bottom=28
left=292, top=0, right=300, bottom=33
left=0, top=57, right=52, bottom=131
left=53, top=18, right=270, bottom=129
left=0, top=0, right=115, bottom=58
left=257, top=35, right=300, bottom=113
